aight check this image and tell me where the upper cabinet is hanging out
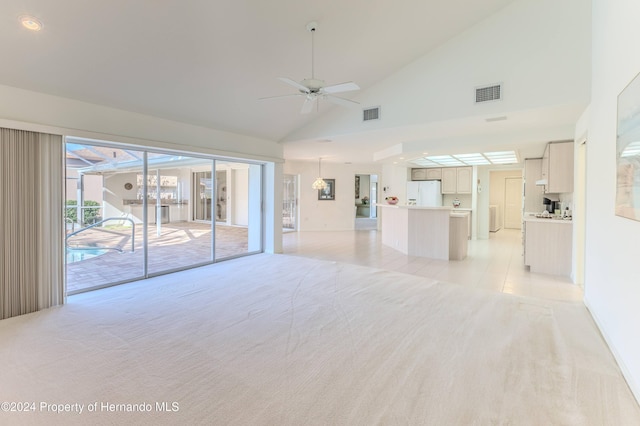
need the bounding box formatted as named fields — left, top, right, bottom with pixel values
left=425, top=168, right=442, bottom=180
left=441, top=168, right=457, bottom=193
left=411, top=168, right=442, bottom=181
left=412, top=166, right=472, bottom=194
left=456, top=167, right=473, bottom=194
left=540, top=141, right=574, bottom=194
left=442, top=166, right=472, bottom=194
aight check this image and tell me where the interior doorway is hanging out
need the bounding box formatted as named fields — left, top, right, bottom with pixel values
left=489, top=170, right=523, bottom=231
left=354, top=174, right=378, bottom=230
left=283, top=174, right=298, bottom=232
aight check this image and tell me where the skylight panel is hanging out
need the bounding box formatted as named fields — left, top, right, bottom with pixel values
left=621, top=141, right=640, bottom=157
left=453, top=153, right=490, bottom=165
left=484, top=151, right=518, bottom=164
left=426, top=155, right=465, bottom=166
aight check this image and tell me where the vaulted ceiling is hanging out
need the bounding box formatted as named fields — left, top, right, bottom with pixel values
left=1, top=0, right=590, bottom=164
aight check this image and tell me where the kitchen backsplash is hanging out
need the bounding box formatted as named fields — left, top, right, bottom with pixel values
left=558, top=193, right=573, bottom=214
left=443, top=194, right=472, bottom=208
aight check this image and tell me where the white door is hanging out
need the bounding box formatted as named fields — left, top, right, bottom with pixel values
left=504, top=177, right=522, bottom=229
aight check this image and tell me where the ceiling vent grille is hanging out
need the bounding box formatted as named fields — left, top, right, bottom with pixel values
left=475, top=84, right=502, bottom=103
left=363, top=106, right=380, bottom=121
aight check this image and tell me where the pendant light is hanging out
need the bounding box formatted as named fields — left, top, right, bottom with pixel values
left=311, top=157, right=327, bottom=190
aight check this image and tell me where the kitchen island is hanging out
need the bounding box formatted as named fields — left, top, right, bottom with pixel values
left=379, top=205, right=467, bottom=260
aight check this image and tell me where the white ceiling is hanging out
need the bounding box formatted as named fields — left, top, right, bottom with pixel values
left=1, top=0, right=583, bottom=165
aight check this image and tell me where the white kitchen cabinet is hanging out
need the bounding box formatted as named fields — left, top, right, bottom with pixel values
left=541, top=141, right=574, bottom=194
left=456, top=167, right=472, bottom=194
left=426, top=168, right=442, bottom=180
left=449, top=214, right=469, bottom=260
left=452, top=209, right=472, bottom=240
left=441, top=166, right=472, bottom=194
left=441, top=168, right=458, bottom=193
left=411, top=168, right=427, bottom=180
left=523, top=217, right=572, bottom=276
left=411, top=168, right=442, bottom=181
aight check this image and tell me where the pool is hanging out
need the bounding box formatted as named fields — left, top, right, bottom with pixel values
left=66, top=247, right=109, bottom=263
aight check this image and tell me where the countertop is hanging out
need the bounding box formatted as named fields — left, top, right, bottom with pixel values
left=523, top=215, right=572, bottom=224
left=378, top=204, right=453, bottom=210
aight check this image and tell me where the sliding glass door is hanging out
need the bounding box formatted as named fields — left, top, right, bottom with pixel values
left=146, top=155, right=215, bottom=275
left=65, top=143, right=145, bottom=292
left=214, top=161, right=263, bottom=260
left=65, top=139, right=263, bottom=294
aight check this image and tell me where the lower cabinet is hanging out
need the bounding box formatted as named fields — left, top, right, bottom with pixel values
left=523, top=219, right=572, bottom=276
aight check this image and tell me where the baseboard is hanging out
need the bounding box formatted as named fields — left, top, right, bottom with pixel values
left=584, top=297, right=640, bottom=406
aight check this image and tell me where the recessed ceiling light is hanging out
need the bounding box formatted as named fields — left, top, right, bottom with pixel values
left=20, top=15, right=43, bottom=31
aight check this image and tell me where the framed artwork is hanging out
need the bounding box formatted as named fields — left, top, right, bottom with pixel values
left=355, top=175, right=360, bottom=199
left=616, top=71, right=640, bottom=221
left=318, top=179, right=335, bottom=200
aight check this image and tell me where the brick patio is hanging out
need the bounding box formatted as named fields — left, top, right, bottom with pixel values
left=66, top=222, right=249, bottom=293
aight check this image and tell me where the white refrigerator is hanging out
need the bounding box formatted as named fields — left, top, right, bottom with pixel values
left=406, top=181, right=443, bottom=207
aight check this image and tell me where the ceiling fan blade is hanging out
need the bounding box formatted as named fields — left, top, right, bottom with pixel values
left=322, top=81, right=360, bottom=94
left=258, top=93, right=304, bottom=101
left=325, top=95, right=360, bottom=108
left=301, top=97, right=316, bottom=114
left=278, top=77, right=311, bottom=93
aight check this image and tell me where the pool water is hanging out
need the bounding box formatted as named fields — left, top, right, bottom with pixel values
left=66, top=248, right=108, bottom=263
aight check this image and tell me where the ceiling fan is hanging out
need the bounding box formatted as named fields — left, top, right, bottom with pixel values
left=260, top=21, right=360, bottom=114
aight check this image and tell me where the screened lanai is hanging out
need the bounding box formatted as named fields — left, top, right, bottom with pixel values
left=65, top=138, right=263, bottom=294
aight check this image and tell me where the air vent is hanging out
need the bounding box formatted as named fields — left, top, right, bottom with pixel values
left=475, top=84, right=502, bottom=103
left=363, top=106, right=380, bottom=121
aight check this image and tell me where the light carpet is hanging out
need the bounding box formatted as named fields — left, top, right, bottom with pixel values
left=0, top=254, right=638, bottom=425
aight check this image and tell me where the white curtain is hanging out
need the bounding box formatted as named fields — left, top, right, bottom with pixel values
left=0, top=128, right=65, bottom=319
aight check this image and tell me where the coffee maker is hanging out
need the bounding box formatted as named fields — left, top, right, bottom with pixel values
left=543, top=197, right=557, bottom=214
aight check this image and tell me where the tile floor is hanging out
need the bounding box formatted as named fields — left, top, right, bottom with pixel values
left=282, top=227, right=583, bottom=303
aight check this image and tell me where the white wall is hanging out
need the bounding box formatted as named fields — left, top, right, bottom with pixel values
left=0, top=85, right=282, bottom=162
left=284, top=161, right=383, bottom=231
left=381, top=164, right=410, bottom=206
left=587, top=0, right=640, bottom=402
left=286, top=0, right=590, bottom=143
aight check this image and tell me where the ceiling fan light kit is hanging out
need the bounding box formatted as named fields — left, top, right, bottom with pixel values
left=260, top=21, right=360, bottom=114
